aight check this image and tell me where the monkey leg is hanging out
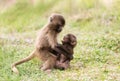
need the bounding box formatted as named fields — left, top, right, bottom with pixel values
left=41, top=54, right=57, bottom=72
left=55, top=60, right=70, bottom=70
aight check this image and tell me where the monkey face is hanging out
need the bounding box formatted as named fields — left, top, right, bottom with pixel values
left=62, top=34, right=77, bottom=47
left=49, top=14, right=65, bottom=33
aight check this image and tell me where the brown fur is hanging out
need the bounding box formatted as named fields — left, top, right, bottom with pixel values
left=11, top=14, right=65, bottom=74
left=50, top=34, right=77, bottom=70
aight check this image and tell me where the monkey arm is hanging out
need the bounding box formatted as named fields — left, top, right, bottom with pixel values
left=49, top=44, right=73, bottom=60
left=57, top=45, right=73, bottom=61
left=49, top=48, right=60, bottom=56
left=49, top=44, right=64, bottom=55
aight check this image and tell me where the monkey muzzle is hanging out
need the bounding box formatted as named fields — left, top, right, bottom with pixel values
left=55, top=25, right=62, bottom=33
left=56, top=28, right=62, bottom=33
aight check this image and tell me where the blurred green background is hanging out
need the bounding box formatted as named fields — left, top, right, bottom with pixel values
left=0, top=0, right=120, bottom=81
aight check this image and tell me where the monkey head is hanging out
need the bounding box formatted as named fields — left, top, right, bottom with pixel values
left=49, top=14, right=65, bottom=33
left=62, top=34, right=77, bottom=48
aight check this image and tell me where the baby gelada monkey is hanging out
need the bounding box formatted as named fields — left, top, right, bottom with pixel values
left=50, top=34, right=77, bottom=70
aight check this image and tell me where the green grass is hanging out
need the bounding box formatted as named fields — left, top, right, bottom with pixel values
left=0, top=0, right=120, bottom=81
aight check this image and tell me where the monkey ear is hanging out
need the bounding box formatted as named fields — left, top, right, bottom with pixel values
left=49, top=13, right=56, bottom=22
left=71, top=41, right=77, bottom=46
left=50, top=16, right=53, bottom=22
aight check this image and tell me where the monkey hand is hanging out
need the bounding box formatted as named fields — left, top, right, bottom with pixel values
left=56, top=44, right=62, bottom=48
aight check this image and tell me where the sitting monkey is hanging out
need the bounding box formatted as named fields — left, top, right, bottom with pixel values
left=50, top=34, right=77, bottom=70
left=11, top=14, right=65, bottom=74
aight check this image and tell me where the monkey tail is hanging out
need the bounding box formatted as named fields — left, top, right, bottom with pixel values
left=11, top=51, right=35, bottom=74
left=11, top=65, right=19, bottom=74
